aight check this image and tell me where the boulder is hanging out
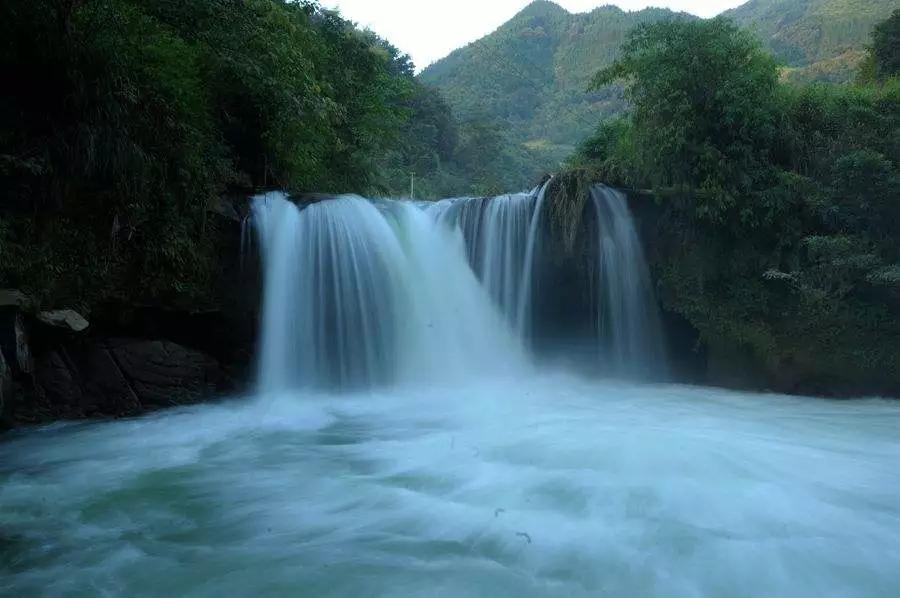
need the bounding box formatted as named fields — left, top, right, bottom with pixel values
left=79, top=344, right=142, bottom=416
left=33, top=349, right=84, bottom=416
left=33, top=342, right=142, bottom=419
left=108, top=339, right=222, bottom=408
left=37, top=309, right=90, bottom=333
left=32, top=338, right=223, bottom=420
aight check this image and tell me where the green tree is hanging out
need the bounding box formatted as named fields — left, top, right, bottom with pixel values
left=592, top=18, right=781, bottom=224
left=872, top=9, right=900, bottom=80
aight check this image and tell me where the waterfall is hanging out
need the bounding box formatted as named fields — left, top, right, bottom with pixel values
left=250, top=183, right=665, bottom=392
left=430, top=180, right=549, bottom=337
left=590, top=185, right=666, bottom=377
left=251, top=192, right=524, bottom=392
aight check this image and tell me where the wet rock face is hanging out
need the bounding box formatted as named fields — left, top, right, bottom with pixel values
left=32, top=349, right=83, bottom=417
left=0, top=292, right=230, bottom=426
left=31, top=339, right=225, bottom=422
left=106, top=339, right=223, bottom=408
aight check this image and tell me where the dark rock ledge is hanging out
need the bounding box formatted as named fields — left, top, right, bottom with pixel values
left=0, top=291, right=237, bottom=431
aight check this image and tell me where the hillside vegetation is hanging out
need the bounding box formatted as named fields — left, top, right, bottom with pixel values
left=420, top=1, right=690, bottom=187
left=569, top=13, right=900, bottom=395
left=421, top=0, right=897, bottom=192
left=724, top=0, right=898, bottom=82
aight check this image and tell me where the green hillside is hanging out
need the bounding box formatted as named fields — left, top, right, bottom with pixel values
left=418, top=0, right=896, bottom=191
left=723, top=0, right=898, bottom=82
left=419, top=1, right=691, bottom=179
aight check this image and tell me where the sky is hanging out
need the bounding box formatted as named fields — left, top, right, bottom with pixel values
left=318, top=1, right=748, bottom=71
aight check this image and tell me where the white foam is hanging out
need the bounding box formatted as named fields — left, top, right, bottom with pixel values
left=2, top=377, right=899, bottom=596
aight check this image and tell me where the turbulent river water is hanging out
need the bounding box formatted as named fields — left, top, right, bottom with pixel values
left=3, top=189, right=899, bottom=596
left=2, top=377, right=900, bottom=596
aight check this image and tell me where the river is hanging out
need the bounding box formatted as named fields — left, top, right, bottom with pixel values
left=3, top=375, right=899, bottom=596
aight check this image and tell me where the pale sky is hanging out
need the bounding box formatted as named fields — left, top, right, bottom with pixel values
left=319, top=1, right=748, bottom=71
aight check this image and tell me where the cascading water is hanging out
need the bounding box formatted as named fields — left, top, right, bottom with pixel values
left=590, top=185, right=667, bottom=377
left=251, top=182, right=664, bottom=391
left=430, top=181, right=549, bottom=338
left=253, top=195, right=399, bottom=391
left=251, top=192, right=524, bottom=391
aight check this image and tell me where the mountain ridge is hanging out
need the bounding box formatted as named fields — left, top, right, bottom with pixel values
left=420, top=3, right=691, bottom=160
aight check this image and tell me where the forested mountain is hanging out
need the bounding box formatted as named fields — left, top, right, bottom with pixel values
left=419, top=0, right=896, bottom=191
left=419, top=2, right=691, bottom=183
left=723, top=0, right=899, bottom=82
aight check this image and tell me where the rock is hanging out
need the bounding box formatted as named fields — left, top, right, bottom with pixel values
left=37, top=309, right=90, bottom=333
left=108, top=339, right=222, bottom=408
left=0, top=310, right=32, bottom=375
left=33, top=342, right=147, bottom=419
left=35, top=338, right=225, bottom=416
left=24, top=335, right=226, bottom=426
left=0, top=289, right=33, bottom=311
left=33, top=349, right=84, bottom=417
left=207, top=195, right=240, bottom=222
left=80, top=344, right=142, bottom=415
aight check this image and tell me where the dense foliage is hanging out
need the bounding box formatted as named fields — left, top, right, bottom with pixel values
left=859, top=8, right=900, bottom=83
left=573, top=16, right=900, bottom=394
left=421, top=0, right=896, bottom=193
left=376, top=89, right=545, bottom=198
left=591, top=19, right=783, bottom=224
left=0, top=0, right=446, bottom=309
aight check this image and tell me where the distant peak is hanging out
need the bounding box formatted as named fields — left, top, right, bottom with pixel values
left=516, top=0, right=569, bottom=19
left=588, top=4, right=626, bottom=15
